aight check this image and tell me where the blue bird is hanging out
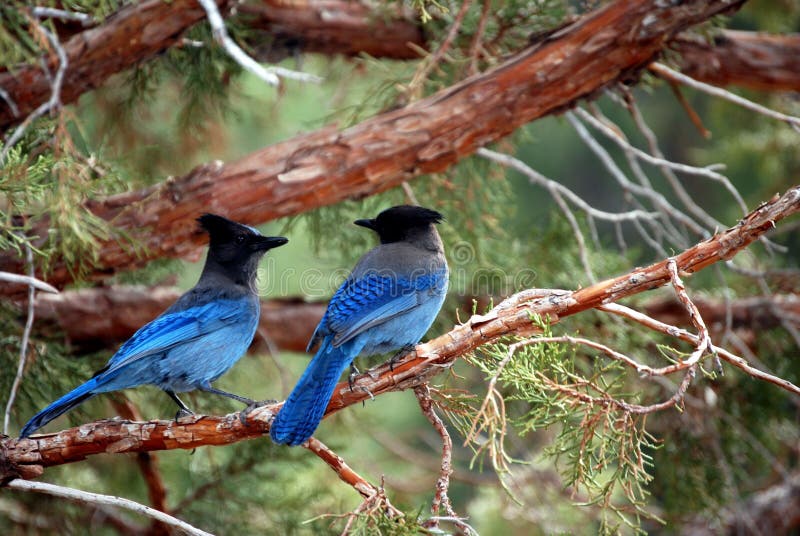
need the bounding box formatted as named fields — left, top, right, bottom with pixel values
left=270, top=205, right=448, bottom=446
left=20, top=214, right=287, bottom=438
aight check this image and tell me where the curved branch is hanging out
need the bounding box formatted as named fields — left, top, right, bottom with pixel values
left=2, top=185, right=796, bottom=481
left=5, top=479, right=212, bottom=536
left=0, top=0, right=747, bottom=291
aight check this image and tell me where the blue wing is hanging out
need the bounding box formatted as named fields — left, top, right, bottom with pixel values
left=312, top=272, right=438, bottom=349
left=103, top=298, right=252, bottom=375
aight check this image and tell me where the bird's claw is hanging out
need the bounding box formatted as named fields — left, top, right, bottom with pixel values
left=348, top=363, right=361, bottom=393
left=359, top=385, right=375, bottom=406
left=239, top=399, right=277, bottom=426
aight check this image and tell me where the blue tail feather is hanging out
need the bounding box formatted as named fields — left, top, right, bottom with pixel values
left=20, top=377, right=100, bottom=438
left=270, top=339, right=353, bottom=445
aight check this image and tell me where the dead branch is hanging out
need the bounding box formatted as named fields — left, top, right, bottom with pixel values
left=0, top=0, right=747, bottom=291
left=1, top=185, right=796, bottom=482
left=674, top=30, right=800, bottom=92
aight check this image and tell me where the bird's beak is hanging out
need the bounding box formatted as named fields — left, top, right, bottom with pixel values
left=254, top=236, right=288, bottom=250
left=354, top=218, right=375, bottom=230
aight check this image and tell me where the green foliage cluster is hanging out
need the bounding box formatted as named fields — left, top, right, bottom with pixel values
left=453, top=317, right=658, bottom=534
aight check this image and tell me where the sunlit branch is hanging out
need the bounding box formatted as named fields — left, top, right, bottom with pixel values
left=1, top=186, right=797, bottom=480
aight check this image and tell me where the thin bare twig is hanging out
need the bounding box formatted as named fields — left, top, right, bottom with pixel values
left=414, top=385, right=463, bottom=529
left=649, top=63, right=800, bottom=132
left=407, top=0, right=473, bottom=96
left=468, top=0, right=491, bottom=75
left=1, top=23, right=67, bottom=165
left=0, top=272, right=58, bottom=294
left=401, top=182, right=420, bottom=206
left=304, top=437, right=402, bottom=517
left=575, top=106, right=748, bottom=216
left=616, top=88, right=724, bottom=230
left=31, top=7, right=94, bottom=26
left=667, top=258, right=712, bottom=366
left=336, top=475, right=400, bottom=536
left=6, top=480, right=212, bottom=536
left=565, top=110, right=707, bottom=238
left=3, top=243, right=36, bottom=435
left=195, top=0, right=321, bottom=86
left=599, top=303, right=800, bottom=396
left=477, top=148, right=658, bottom=223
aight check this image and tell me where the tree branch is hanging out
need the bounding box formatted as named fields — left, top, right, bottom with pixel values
left=2, top=185, right=796, bottom=481
left=0, top=0, right=230, bottom=132
left=674, top=30, right=800, bottom=92
left=4, top=0, right=793, bottom=139
left=238, top=0, right=424, bottom=61
left=0, top=0, right=747, bottom=291
left=28, top=283, right=798, bottom=358
left=5, top=479, right=212, bottom=536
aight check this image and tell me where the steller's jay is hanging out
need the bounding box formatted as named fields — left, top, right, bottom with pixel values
left=19, top=214, right=287, bottom=438
left=270, top=205, right=448, bottom=446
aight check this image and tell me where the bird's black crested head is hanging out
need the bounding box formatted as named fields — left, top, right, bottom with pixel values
left=198, top=214, right=287, bottom=287
left=354, top=205, right=444, bottom=244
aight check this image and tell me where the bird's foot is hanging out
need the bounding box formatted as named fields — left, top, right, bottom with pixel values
left=174, top=408, right=195, bottom=422
left=239, top=399, right=278, bottom=426
left=348, top=363, right=362, bottom=393
left=389, top=344, right=417, bottom=371
left=358, top=385, right=375, bottom=407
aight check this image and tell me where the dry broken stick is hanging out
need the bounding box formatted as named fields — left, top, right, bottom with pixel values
left=1, top=186, right=798, bottom=482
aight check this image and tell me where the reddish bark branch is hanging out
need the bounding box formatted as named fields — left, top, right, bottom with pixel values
left=0, top=0, right=747, bottom=291
left=675, top=30, right=800, bottom=92
left=3, top=0, right=794, bottom=138
left=0, top=0, right=230, bottom=132
left=238, top=0, right=424, bottom=61
left=1, top=185, right=796, bottom=482
left=303, top=437, right=402, bottom=517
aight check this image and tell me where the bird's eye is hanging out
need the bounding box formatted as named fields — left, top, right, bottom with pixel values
left=235, top=235, right=246, bottom=244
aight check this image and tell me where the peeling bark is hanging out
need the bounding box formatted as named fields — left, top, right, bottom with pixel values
left=2, top=185, right=796, bottom=482
left=0, top=0, right=747, bottom=292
